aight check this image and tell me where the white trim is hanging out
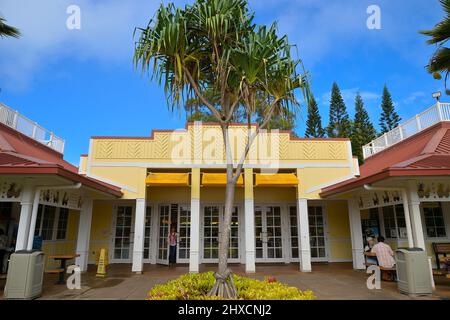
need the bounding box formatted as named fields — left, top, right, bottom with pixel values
left=76, top=198, right=93, bottom=271
left=297, top=199, right=312, bottom=272
left=244, top=199, right=255, bottom=272
left=132, top=198, right=146, bottom=273
left=189, top=199, right=200, bottom=272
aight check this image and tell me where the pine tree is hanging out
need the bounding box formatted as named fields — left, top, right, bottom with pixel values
left=351, top=93, right=377, bottom=163
left=327, top=82, right=351, bottom=138
left=379, top=85, right=401, bottom=133
left=305, top=96, right=325, bottom=137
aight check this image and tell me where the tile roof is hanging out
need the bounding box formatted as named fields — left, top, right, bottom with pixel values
left=0, top=122, right=122, bottom=197
left=321, top=122, right=450, bottom=197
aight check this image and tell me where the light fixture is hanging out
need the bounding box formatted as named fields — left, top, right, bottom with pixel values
left=432, top=91, right=442, bottom=101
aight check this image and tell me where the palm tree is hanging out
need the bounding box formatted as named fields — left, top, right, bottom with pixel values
left=0, top=16, right=20, bottom=38
left=134, top=0, right=310, bottom=297
left=421, top=0, right=450, bottom=90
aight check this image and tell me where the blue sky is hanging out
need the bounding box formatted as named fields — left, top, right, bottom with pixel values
left=0, top=0, right=446, bottom=164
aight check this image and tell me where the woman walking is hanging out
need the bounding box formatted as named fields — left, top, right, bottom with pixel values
left=168, top=226, right=177, bottom=267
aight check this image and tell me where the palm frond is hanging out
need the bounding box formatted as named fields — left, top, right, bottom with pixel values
left=0, top=17, right=20, bottom=38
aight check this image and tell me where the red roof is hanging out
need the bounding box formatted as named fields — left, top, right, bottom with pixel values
left=321, top=122, right=450, bottom=197
left=0, top=122, right=122, bottom=197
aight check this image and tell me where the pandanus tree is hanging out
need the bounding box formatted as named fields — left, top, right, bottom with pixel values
left=134, top=0, right=310, bottom=298
left=0, top=16, right=20, bottom=38
left=421, top=0, right=450, bottom=92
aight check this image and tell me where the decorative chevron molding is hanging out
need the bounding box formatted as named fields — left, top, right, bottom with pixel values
left=90, top=125, right=349, bottom=162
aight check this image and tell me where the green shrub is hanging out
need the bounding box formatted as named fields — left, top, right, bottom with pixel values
left=147, top=272, right=315, bottom=300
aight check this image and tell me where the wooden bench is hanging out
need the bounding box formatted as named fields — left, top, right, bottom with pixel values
left=364, top=252, right=396, bottom=281
left=380, top=266, right=396, bottom=281
left=432, top=242, right=450, bottom=269
left=45, top=268, right=64, bottom=274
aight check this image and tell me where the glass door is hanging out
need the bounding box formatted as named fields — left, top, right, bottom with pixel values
left=288, top=205, right=328, bottom=262
left=112, top=205, right=133, bottom=262
left=201, top=206, right=240, bottom=262
left=157, top=204, right=191, bottom=264
left=254, top=206, right=283, bottom=262
left=203, top=206, right=220, bottom=261
left=177, top=205, right=191, bottom=263
left=308, top=205, right=327, bottom=261
left=157, top=205, right=170, bottom=264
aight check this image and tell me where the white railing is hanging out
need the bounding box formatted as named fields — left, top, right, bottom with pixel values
left=363, top=102, right=450, bottom=159
left=0, top=102, right=65, bottom=154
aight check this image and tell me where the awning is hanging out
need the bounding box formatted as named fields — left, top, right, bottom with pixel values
left=255, top=173, right=298, bottom=187
left=145, top=172, right=190, bottom=187
left=202, top=173, right=243, bottom=187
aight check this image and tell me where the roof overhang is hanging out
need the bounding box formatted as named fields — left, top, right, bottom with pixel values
left=320, top=167, right=450, bottom=198
left=0, top=166, right=123, bottom=198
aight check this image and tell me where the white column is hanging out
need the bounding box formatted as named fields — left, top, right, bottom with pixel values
left=400, top=189, right=415, bottom=248
left=150, top=205, right=159, bottom=264
left=407, top=181, right=426, bottom=250
left=348, top=199, right=365, bottom=270
left=75, top=199, right=93, bottom=272
left=16, top=180, right=35, bottom=251
left=189, top=168, right=201, bottom=273
left=26, top=188, right=41, bottom=250
left=244, top=168, right=255, bottom=273
left=132, top=198, right=146, bottom=273
left=297, top=198, right=311, bottom=272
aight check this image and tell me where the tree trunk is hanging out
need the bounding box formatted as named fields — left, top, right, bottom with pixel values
left=208, top=127, right=238, bottom=298
left=218, top=165, right=235, bottom=275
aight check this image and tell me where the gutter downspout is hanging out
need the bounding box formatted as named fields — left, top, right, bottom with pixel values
left=363, top=184, right=414, bottom=249
left=26, top=183, right=82, bottom=251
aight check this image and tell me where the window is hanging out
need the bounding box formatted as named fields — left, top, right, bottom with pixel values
left=35, top=205, right=69, bottom=241
left=382, top=205, right=406, bottom=239
left=423, top=203, right=447, bottom=238
left=289, top=206, right=298, bottom=259
left=56, top=208, right=69, bottom=240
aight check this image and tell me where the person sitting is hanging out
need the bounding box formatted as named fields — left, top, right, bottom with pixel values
left=364, top=237, right=377, bottom=265
left=371, top=236, right=396, bottom=268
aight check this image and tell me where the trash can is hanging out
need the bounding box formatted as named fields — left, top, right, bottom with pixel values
left=395, top=248, right=432, bottom=296
left=4, top=250, right=45, bottom=300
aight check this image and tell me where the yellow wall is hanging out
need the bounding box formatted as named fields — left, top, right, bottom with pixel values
left=85, top=124, right=355, bottom=203
left=88, top=201, right=114, bottom=264
left=42, top=209, right=79, bottom=269
left=327, top=201, right=352, bottom=262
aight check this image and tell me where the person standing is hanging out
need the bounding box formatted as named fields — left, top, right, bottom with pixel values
left=0, top=229, right=8, bottom=274
left=168, top=226, right=177, bottom=267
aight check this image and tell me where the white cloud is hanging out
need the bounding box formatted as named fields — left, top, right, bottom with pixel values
left=249, top=0, right=441, bottom=68
left=0, top=0, right=189, bottom=90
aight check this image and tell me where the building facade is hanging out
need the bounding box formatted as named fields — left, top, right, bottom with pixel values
left=1, top=101, right=450, bottom=276
left=79, top=123, right=358, bottom=273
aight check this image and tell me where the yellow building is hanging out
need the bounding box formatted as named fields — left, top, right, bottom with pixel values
left=82, top=122, right=357, bottom=273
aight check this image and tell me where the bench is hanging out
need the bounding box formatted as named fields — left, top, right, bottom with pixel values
left=364, top=252, right=396, bottom=281
left=379, top=266, right=396, bottom=281
left=45, top=268, right=64, bottom=274
left=432, top=242, right=450, bottom=269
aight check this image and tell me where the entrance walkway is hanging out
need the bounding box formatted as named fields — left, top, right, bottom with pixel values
left=1, top=263, right=449, bottom=300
